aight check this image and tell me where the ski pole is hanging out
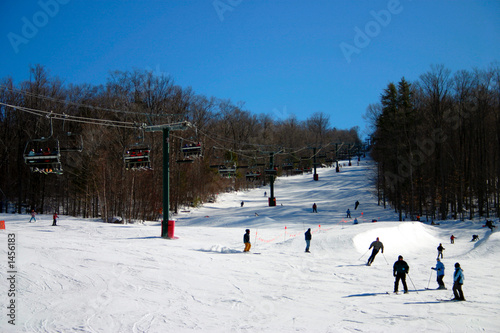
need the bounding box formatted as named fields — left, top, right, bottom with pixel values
left=382, top=252, right=389, bottom=265
left=426, top=270, right=433, bottom=289
left=407, top=273, right=419, bottom=294
left=358, top=249, right=369, bottom=261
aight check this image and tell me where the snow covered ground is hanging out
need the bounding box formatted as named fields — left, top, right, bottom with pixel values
left=1, top=159, right=499, bottom=332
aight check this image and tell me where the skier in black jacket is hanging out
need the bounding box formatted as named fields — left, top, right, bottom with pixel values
left=305, top=228, right=312, bottom=252
left=243, top=229, right=251, bottom=252
left=366, top=237, right=384, bottom=266
left=393, top=255, right=409, bottom=293
left=437, top=243, right=445, bottom=259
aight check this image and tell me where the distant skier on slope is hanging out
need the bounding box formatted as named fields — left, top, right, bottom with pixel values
left=52, top=212, right=58, bottom=226
left=452, top=262, right=465, bottom=301
left=366, top=237, right=384, bottom=266
left=354, top=200, right=360, bottom=210
left=243, top=229, right=251, bottom=252
left=450, top=235, right=455, bottom=244
left=29, top=209, right=37, bottom=223
left=305, top=228, right=312, bottom=253
left=393, top=255, right=409, bottom=294
left=431, top=258, right=446, bottom=289
left=312, top=203, right=318, bottom=213
left=437, top=243, right=445, bottom=259
left=485, top=220, right=496, bottom=231
left=346, top=209, right=351, bottom=218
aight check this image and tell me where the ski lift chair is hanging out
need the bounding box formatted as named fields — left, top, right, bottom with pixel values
left=181, top=142, right=203, bottom=158
left=58, top=132, right=84, bottom=152
left=218, top=164, right=236, bottom=178
left=245, top=171, right=261, bottom=181
left=265, top=168, right=278, bottom=175
left=23, top=138, right=63, bottom=175
left=124, top=143, right=152, bottom=171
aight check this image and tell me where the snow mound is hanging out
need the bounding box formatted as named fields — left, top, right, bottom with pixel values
left=200, top=244, right=241, bottom=253
left=463, top=230, right=500, bottom=259
left=352, top=222, right=441, bottom=258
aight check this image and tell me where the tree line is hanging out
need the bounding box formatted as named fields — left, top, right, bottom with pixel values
left=366, top=64, right=500, bottom=221
left=0, top=65, right=361, bottom=222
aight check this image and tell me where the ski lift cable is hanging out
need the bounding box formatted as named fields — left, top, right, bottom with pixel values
left=196, top=127, right=295, bottom=153
left=0, top=101, right=138, bottom=129
left=0, top=84, right=181, bottom=118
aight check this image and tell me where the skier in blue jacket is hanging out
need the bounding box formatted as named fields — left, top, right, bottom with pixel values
left=452, top=262, right=465, bottom=301
left=431, top=258, right=446, bottom=289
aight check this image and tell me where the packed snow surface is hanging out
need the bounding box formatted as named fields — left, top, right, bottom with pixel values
left=1, top=159, right=499, bottom=332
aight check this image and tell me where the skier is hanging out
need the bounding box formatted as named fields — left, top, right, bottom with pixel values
left=346, top=209, right=351, bottom=218
left=437, top=243, right=445, bottom=259
left=241, top=201, right=244, bottom=207
left=450, top=235, right=455, bottom=244
left=431, top=258, right=446, bottom=289
left=29, top=209, right=37, bottom=223
left=366, top=237, right=384, bottom=266
left=485, top=220, right=496, bottom=231
left=353, top=218, right=358, bottom=224
left=52, top=212, right=58, bottom=226
left=471, top=234, right=479, bottom=242
left=354, top=200, right=360, bottom=210
left=393, top=255, right=409, bottom=294
left=305, top=228, right=312, bottom=252
left=452, top=262, right=465, bottom=301
left=312, top=203, right=318, bottom=213
left=243, top=229, right=251, bottom=252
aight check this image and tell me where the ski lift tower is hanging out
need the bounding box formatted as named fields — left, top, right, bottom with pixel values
left=262, top=149, right=282, bottom=206
left=146, top=121, right=190, bottom=238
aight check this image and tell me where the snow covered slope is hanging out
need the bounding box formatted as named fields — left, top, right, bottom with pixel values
left=0, top=160, right=498, bottom=332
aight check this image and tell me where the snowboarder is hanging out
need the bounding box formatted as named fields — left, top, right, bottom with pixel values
left=305, top=228, right=312, bottom=252
left=437, top=243, right=445, bottom=259
left=52, top=212, right=58, bottom=226
left=243, top=229, right=251, bottom=252
left=450, top=235, right=455, bottom=244
left=431, top=258, right=446, bottom=289
left=346, top=209, right=351, bottom=218
left=452, top=262, right=465, bottom=301
left=366, top=237, right=384, bottom=266
left=471, top=234, right=479, bottom=242
left=312, top=203, right=318, bottom=213
left=354, top=200, right=360, bottom=210
left=29, top=209, right=37, bottom=223
left=393, top=255, right=409, bottom=293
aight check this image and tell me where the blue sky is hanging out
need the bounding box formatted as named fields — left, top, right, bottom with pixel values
left=1, top=0, right=499, bottom=137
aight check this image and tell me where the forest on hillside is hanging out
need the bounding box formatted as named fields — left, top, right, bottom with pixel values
left=366, top=64, right=500, bottom=221
left=0, top=65, right=361, bottom=222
